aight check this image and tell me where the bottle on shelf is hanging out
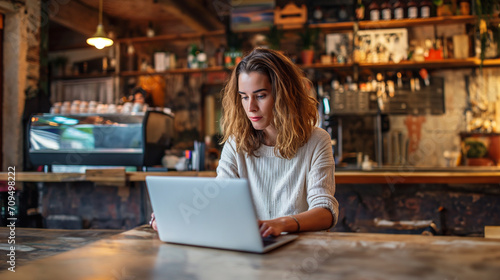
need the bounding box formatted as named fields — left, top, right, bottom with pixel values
left=215, top=45, right=225, bottom=67
left=197, top=49, right=207, bottom=69
left=146, top=21, right=155, bottom=38
left=124, top=43, right=137, bottom=72
left=459, top=0, right=470, bottom=15
left=187, top=44, right=198, bottom=69
left=368, top=1, right=380, bottom=21
left=338, top=5, right=349, bottom=22
left=393, top=0, right=405, bottom=20
left=437, top=0, right=454, bottom=16
left=420, top=0, right=433, bottom=18
left=381, top=0, right=392, bottom=20
left=355, top=0, right=365, bottom=21
left=313, top=6, right=323, bottom=22
left=407, top=0, right=418, bottom=19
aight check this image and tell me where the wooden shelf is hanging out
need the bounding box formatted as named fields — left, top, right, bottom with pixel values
left=301, top=15, right=478, bottom=32
left=295, top=59, right=500, bottom=71
left=116, top=30, right=225, bottom=44
left=114, top=15, right=480, bottom=44
left=479, top=58, right=500, bottom=66
left=358, top=59, right=475, bottom=70
left=357, top=58, right=500, bottom=70
left=51, top=73, right=115, bottom=80
left=233, top=16, right=479, bottom=33
left=312, top=59, right=500, bottom=71
left=117, top=59, right=500, bottom=77
left=119, top=66, right=230, bottom=77
left=307, top=22, right=354, bottom=32
left=359, top=15, right=476, bottom=29
left=300, top=62, right=354, bottom=70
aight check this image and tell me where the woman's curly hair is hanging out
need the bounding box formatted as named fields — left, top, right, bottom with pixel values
left=220, top=48, right=318, bottom=159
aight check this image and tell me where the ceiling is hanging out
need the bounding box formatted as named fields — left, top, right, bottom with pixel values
left=49, top=0, right=229, bottom=50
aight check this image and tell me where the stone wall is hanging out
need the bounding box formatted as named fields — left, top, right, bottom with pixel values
left=386, top=24, right=500, bottom=167
left=2, top=0, right=41, bottom=170
left=389, top=68, right=500, bottom=167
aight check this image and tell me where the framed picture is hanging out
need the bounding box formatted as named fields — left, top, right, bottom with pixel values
left=326, top=33, right=353, bottom=63
left=231, top=1, right=274, bottom=32
left=357, top=28, right=408, bottom=63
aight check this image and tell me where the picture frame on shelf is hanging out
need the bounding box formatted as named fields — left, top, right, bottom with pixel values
left=357, top=28, right=408, bottom=64
left=230, top=0, right=274, bottom=32
left=326, top=32, right=353, bottom=64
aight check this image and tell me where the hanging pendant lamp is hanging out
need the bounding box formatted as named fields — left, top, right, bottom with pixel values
left=87, top=0, right=113, bottom=49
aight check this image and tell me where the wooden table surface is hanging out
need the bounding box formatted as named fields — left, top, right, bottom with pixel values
left=1, top=226, right=499, bottom=280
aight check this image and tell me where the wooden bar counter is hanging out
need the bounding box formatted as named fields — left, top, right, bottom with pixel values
left=2, top=167, right=500, bottom=184
left=1, top=225, right=499, bottom=279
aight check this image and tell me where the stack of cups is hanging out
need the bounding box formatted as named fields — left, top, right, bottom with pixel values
left=61, top=101, right=71, bottom=114
left=50, top=102, right=62, bottom=114
left=79, top=101, right=88, bottom=113
left=88, top=101, right=97, bottom=114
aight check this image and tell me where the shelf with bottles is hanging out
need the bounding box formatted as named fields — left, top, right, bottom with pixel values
left=51, top=73, right=116, bottom=81
left=321, top=71, right=445, bottom=117
left=309, top=15, right=477, bottom=32
left=119, top=66, right=231, bottom=77
left=300, top=58, right=500, bottom=72
left=300, top=62, right=354, bottom=71
left=358, top=58, right=500, bottom=70
left=244, top=14, right=478, bottom=34
left=116, top=57, right=500, bottom=78
left=115, top=30, right=226, bottom=44
left=358, top=15, right=476, bottom=29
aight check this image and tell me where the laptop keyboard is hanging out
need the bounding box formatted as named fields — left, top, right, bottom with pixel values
left=262, top=236, right=277, bottom=247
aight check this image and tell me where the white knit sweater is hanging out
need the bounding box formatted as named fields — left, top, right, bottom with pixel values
left=216, top=127, right=339, bottom=226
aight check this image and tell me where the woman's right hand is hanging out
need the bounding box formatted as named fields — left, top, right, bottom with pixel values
left=150, top=213, right=158, bottom=231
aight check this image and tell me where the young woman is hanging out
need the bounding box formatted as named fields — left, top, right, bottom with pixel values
left=152, top=48, right=338, bottom=237
left=216, top=48, right=338, bottom=237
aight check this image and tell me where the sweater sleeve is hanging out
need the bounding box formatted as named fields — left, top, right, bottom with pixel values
left=216, top=138, right=240, bottom=179
left=306, top=130, right=339, bottom=228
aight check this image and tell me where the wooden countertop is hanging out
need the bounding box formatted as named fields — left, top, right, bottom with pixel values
left=1, top=226, right=499, bottom=279
left=1, top=169, right=500, bottom=184
left=0, top=227, right=123, bottom=271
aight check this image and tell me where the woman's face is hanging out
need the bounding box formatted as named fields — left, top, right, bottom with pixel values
left=238, top=71, right=275, bottom=132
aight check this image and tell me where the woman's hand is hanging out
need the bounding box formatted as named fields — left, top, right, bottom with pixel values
left=258, top=218, right=292, bottom=237
left=150, top=213, right=158, bottom=231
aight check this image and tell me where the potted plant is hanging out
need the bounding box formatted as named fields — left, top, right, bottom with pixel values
left=266, top=25, right=283, bottom=51
left=299, top=25, right=319, bottom=65
left=463, top=139, right=494, bottom=166
left=50, top=56, right=68, bottom=77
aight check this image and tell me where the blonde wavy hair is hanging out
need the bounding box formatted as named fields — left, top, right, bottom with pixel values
left=220, top=48, right=318, bottom=159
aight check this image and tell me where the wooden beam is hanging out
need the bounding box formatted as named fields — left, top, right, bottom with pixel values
left=0, top=1, right=18, bottom=14
left=157, top=0, right=224, bottom=33
left=48, top=0, right=112, bottom=37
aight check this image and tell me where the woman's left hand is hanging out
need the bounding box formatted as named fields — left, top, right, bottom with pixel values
left=258, top=219, right=286, bottom=237
left=150, top=213, right=158, bottom=231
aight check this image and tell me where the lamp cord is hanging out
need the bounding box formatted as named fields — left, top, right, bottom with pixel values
left=99, top=0, right=103, bottom=25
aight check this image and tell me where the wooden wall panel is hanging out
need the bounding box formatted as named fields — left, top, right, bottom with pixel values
left=0, top=14, right=3, bottom=168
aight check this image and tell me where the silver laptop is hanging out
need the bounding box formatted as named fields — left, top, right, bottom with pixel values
left=146, top=176, right=298, bottom=253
